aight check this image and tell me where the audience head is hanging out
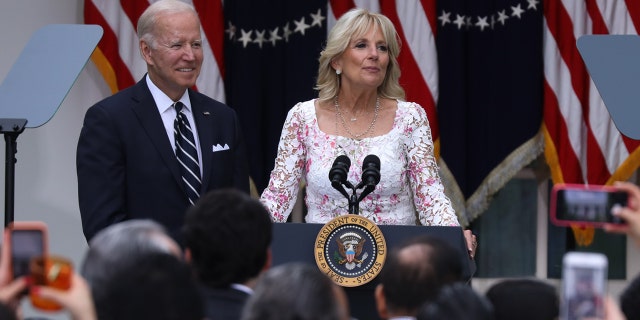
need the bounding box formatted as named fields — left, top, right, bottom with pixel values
left=485, top=278, right=559, bottom=320
left=620, top=273, right=640, bottom=320
left=95, top=252, right=203, bottom=320
left=375, top=234, right=463, bottom=318
left=417, top=283, right=495, bottom=320
left=183, top=188, right=273, bottom=288
left=316, top=7, right=404, bottom=102
left=81, top=219, right=181, bottom=289
left=241, top=263, right=350, bottom=320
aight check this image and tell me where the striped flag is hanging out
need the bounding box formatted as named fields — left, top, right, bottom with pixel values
left=84, top=0, right=226, bottom=102
left=543, top=0, right=640, bottom=187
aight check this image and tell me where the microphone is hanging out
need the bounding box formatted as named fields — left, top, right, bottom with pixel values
left=357, top=155, right=381, bottom=202
left=329, top=155, right=352, bottom=199
left=356, top=155, right=381, bottom=189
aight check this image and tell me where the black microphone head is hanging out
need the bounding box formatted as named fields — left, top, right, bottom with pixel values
left=329, top=155, right=351, bottom=185
left=363, top=154, right=380, bottom=169
left=361, top=154, right=381, bottom=186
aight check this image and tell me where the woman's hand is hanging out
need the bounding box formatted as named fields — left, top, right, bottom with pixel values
left=463, top=229, right=477, bottom=259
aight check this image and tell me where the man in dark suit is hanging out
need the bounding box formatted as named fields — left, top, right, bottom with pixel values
left=183, top=189, right=272, bottom=320
left=77, top=0, right=249, bottom=244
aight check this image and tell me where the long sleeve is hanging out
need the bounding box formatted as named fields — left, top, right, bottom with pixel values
left=77, top=103, right=128, bottom=241
left=260, top=103, right=308, bottom=222
left=404, top=103, right=459, bottom=226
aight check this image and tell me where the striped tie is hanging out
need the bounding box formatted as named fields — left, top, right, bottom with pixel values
left=173, top=102, right=201, bottom=205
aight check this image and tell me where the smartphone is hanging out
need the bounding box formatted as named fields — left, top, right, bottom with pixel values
left=560, top=252, right=607, bottom=320
left=7, top=221, right=48, bottom=280
left=550, top=183, right=628, bottom=227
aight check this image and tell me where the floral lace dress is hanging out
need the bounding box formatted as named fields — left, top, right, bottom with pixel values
left=260, top=99, right=459, bottom=226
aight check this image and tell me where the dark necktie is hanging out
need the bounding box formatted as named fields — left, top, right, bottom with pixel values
left=173, top=101, right=201, bottom=205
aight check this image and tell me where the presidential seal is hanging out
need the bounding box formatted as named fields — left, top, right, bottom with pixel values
left=314, top=214, right=386, bottom=287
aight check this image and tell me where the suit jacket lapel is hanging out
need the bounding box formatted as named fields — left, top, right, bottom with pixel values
left=131, top=80, right=184, bottom=189
left=190, top=91, right=213, bottom=192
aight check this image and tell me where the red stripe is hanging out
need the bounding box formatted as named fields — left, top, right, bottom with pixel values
left=625, top=0, right=640, bottom=34
left=330, top=0, right=356, bottom=18
left=379, top=0, right=439, bottom=140
left=85, top=0, right=135, bottom=90
left=544, top=0, right=608, bottom=183
left=193, top=0, right=225, bottom=78
left=543, top=81, right=584, bottom=184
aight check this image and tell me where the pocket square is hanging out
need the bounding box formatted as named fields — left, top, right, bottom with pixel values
left=212, top=144, right=230, bottom=152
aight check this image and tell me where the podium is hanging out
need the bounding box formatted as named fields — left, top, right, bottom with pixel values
left=271, top=223, right=475, bottom=320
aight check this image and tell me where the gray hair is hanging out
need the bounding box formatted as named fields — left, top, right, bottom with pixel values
left=136, top=0, right=199, bottom=49
left=81, top=219, right=180, bottom=289
left=241, top=263, right=346, bottom=320
left=316, top=8, right=405, bottom=102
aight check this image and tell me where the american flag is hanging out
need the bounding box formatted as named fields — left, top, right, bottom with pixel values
left=543, top=0, right=640, bottom=186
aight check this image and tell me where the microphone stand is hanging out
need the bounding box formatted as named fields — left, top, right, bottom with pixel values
left=348, top=185, right=359, bottom=215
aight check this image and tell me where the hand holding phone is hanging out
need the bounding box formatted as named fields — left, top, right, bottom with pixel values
left=7, top=221, right=48, bottom=280
left=550, top=184, right=628, bottom=228
left=603, top=181, right=640, bottom=247
left=560, top=252, right=608, bottom=320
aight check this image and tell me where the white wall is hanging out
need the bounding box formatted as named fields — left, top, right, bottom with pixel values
left=1, top=1, right=638, bottom=319
left=0, top=0, right=110, bottom=318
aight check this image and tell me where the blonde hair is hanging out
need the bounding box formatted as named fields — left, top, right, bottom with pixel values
left=316, top=8, right=405, bottom=102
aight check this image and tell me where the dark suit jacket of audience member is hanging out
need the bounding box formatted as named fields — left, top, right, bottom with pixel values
left=200, top=285, right=249, bottom=320
left=77, top=77, right=250, bottom=244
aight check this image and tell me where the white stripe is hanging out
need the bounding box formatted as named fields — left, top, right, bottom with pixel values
left=353, top=0, right=380, bottom=13
left=560, top=0, right=591, bottom=41
left=395, top=0, right=438, bottom=103
left=196, top=36, right=226, bottom=102
left=588, top=78, right=628, bottom=173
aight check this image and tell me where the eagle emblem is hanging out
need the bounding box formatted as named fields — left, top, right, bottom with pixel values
left=336, top=232, right=369, bottom=270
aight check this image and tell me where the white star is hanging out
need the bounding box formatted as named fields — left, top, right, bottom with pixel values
left=527, top=0, right=540, bottom=10
left=438, top=10, right=451, bottom=26
left=225, top=22, right=236, bottom=40
left=310, top=8, right=325, bottom=28
left=475, top=16, right=489, bottom=31
left=453, top=14, right=465, bottom=29
left=238, top=29, right=253, bottom=48
left=497, top=10, right=509, bottom=25
left=283, top=22, right=293, bottom=42
left=268, top=27, right=282, bottom=46
left=253, top=29, right=266, bottom=48
left=294, top=17, right=310, bottom=35
left=511, top=3, right=525, bottom=19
